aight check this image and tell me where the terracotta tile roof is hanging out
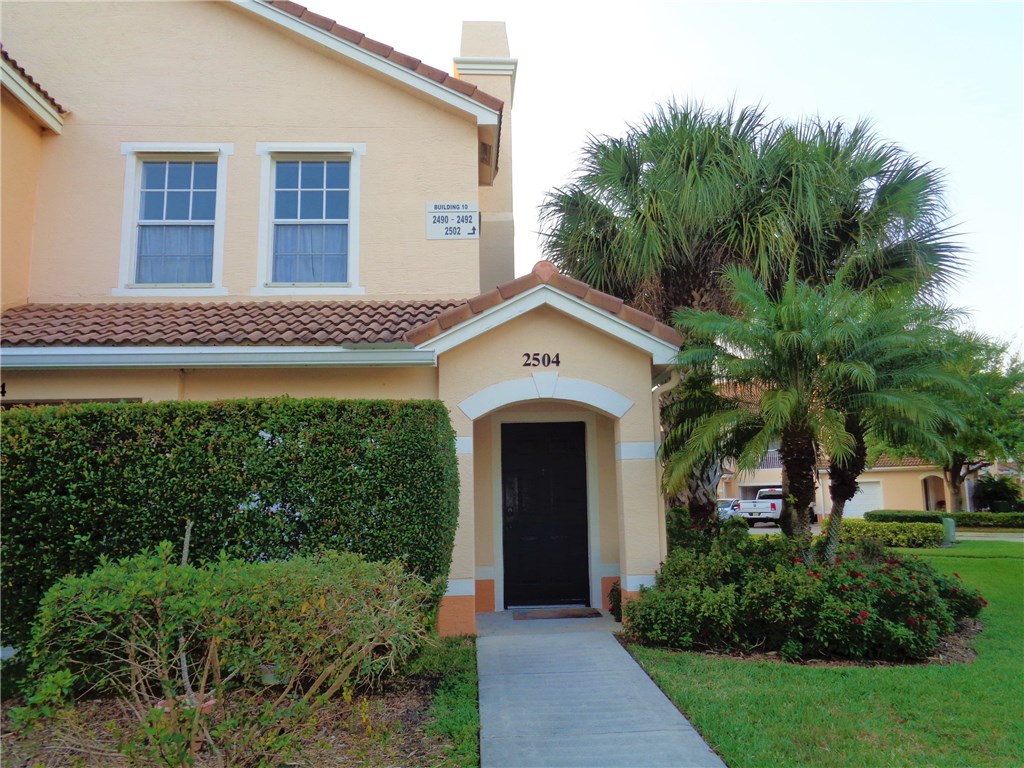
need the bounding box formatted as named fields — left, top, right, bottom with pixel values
left=404, top=261, right=684, bottom=346
left=1, top=301, right=460, bottom=347
left=869, top=454, right=936, bottom=469
left=0, top=45, right=66, bottom=114
left=265, top=1, right=504, bottom=113
left=1, top=267, right=679, bottom=350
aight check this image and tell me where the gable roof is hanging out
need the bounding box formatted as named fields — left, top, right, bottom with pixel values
left=233, top=0, right=503, bottom=181
left=261, top=1, right=503, bottom=113
left=406, top=261, right=684, bottom=347
left=0, top=44, right=65, bottom=133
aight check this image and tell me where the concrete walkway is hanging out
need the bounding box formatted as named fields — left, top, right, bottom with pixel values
left=476, top=612, right=726, bottom=768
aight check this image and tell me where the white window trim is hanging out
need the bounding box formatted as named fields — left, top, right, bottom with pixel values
left=252, top=142, right=366, bottom=296
left=115, top=142, right=233, bottom=297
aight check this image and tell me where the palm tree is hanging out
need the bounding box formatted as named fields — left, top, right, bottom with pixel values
left=668, top=264, right=966, bottom=557
left=540, top=102, right=963, bottom=520
left=539, top=101, right=961, bottom=319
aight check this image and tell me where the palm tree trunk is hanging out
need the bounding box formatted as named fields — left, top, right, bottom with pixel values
left=778, top=428, right=817, bottom=549
left=823, top=418, right=868, bottom=561
left=686, top=458, right=723, bottom=527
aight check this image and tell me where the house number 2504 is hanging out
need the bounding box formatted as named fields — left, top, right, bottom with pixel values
left=522, top=353, right=561, bottom=367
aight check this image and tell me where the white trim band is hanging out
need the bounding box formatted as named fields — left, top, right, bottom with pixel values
left=0, top=346, right=436, bottom=369
left=622, top=575, right=656, bottom=592
left=459, top=372, right=634, bottom=420
left=455, top=437, right=474, bottom=455
left=615, top=442, right=658, bottom=461
left=445, top=579, right=476, bottom=597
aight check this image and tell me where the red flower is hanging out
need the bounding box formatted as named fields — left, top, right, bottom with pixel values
left=858, top=610, right=869, bottom=619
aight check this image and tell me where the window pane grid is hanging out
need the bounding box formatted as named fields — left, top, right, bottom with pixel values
left=139, top=161, right=217, bottom=223
left=135, top=160, right=216, bottom=285
left=272, top=159, right=350, bottom=283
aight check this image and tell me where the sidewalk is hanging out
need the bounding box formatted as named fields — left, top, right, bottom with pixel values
left=476, top=612, right=725, bottom=768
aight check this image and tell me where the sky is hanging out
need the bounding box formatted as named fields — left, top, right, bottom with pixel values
left=309, top=0, right=1023, bottom=352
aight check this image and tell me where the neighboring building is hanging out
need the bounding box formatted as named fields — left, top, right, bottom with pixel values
left=719, top=450, right=965, bottom=519
left=0, top=0, right=681, bottom=635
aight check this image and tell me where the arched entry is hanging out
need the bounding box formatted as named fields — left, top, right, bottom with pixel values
left=922, top=475, right=947, bottom=511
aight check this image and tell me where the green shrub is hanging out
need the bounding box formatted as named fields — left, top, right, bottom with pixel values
left=863, top=510, right=1024, bottom=528
left=826, top=519, right=945, bottom=548
left=623, top=537, right=985, bottom=661
left=865, top=510, right=948, bottom=524
left=951, top=512, right=1024, bottom=528
left=972, top=475, right=1023, bottom=511
left=15, top=543, right=434, bottom=764
left=0, top=397, right=459, bottom=647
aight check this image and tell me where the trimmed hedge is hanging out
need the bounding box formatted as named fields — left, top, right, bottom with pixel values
left=865, top=510, right=1024, bottom=529
left=1, top=398, right=459, bottom=647
left=865, top=510, right=948, bottom=524
left=824, top=519, right=944, bottom=548
left=951, top=512, right=1024, bottom=528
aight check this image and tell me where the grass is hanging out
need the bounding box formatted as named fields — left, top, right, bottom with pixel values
left=629, top=540, right=1024, bottom=768
left=404, top=635, right=480, bottom=767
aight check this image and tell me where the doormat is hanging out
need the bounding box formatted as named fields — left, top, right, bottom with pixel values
left=513, top=607, right=603, bottom=620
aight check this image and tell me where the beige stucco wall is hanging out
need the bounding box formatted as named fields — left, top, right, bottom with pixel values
left=819, top=467, right=941, bottom=512
left=1, top=92, right=45, bottom=310
left=723, top=464, right=943, bottom=514
left=2, top=366, right=438, bottom=405
left=2, top=0, right=485, bottom=302
left=457, top=21, right=515, bottom=292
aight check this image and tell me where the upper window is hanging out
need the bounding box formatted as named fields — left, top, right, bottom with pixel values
left=137, top=160, right=216, bottom=284
left=272, top=160, right=349, bottom=283
left=117, top=143, right=232, bottom=296
left=254, top=143, right=365, bottom=296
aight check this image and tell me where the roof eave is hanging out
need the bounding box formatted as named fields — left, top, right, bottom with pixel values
left=0, top=346, right=437, bottom=369
left=231, top=0, right=500, bottom=127
left=0, top=57, right=63, bottom=134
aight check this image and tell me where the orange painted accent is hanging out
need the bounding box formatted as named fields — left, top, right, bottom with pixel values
left=601, top=576, right=620, bottom=612
left=620, top=589, right=640, bottom=605
left=475, top=579, right=496, bottom=613
left=437, top=595, right=477, bottom=636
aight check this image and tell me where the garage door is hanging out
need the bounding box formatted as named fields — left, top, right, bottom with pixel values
left=843, top=481, right=883, bottom=518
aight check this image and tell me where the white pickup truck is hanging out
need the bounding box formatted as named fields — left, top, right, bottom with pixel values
left=738, top=488, right=784, bottom=526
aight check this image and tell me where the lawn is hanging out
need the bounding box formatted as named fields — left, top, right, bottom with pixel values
left=629, top=541, right=1024, bottom=767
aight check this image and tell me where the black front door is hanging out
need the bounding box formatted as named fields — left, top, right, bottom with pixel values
left=501, top=422, right=589, bottom=607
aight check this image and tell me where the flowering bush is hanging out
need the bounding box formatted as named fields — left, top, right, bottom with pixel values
left=623, top=535, right=984, bottom=661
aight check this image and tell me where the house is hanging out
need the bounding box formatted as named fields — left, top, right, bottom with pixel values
left=719, top=450, right=965, bottom=519
left=0, top=0, right=681, bottom=635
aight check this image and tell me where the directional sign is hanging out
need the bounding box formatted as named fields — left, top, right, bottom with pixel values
left=427, top=201, right=480, bottom=240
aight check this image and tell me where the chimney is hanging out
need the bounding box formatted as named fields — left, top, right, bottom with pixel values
left=455, top=22, right=517, bottom=292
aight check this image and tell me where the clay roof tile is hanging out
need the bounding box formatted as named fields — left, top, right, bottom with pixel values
left=263, top=2, right=503, bottom=113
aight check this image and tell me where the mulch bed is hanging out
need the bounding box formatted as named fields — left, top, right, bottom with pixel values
left=1, top=675, right=453, bottom=767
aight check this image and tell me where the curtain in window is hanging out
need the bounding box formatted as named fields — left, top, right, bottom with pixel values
left=273, top=223, right=347, bottom=283
left=137, top=224, right=213, bottom=284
